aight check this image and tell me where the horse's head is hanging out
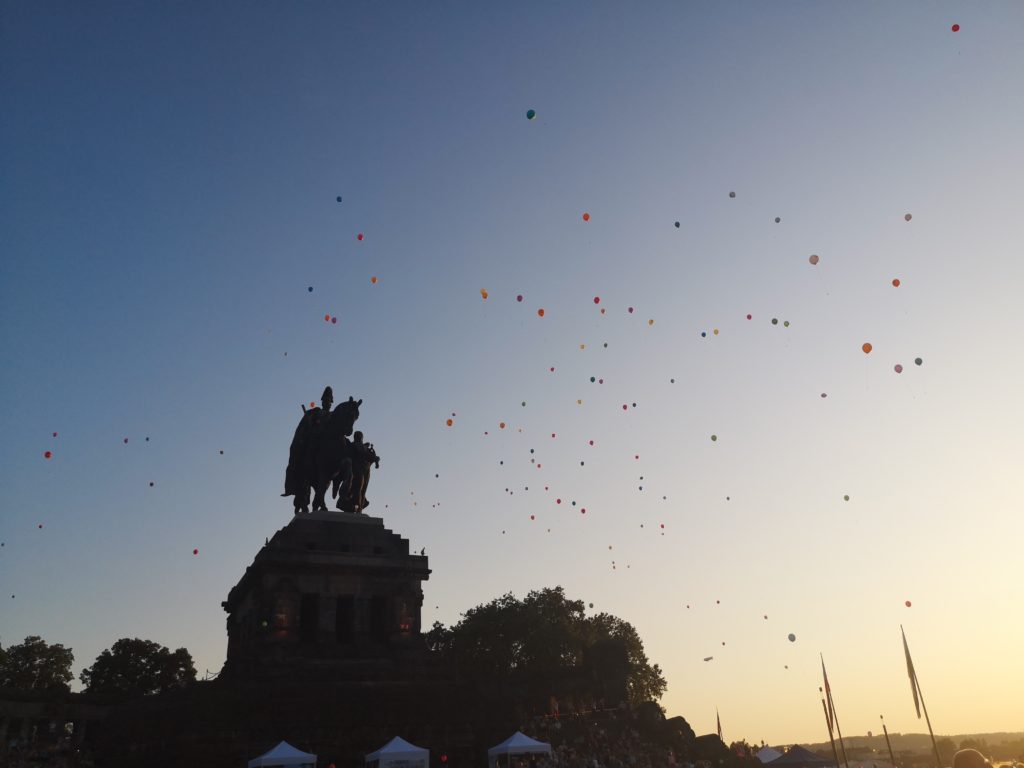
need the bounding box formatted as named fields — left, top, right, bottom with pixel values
left=331, top=396, right=362, bottom=436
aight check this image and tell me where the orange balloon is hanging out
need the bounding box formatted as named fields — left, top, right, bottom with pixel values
left=537, top=308, right=545, bottom=317
left=862, top=342, right=873, bottom=354
left=499, top=422, right=506, bottom=429
left=371, top=275, right=378, bottom=284
left=892, top=278, right=900, bottom=287
left=582, top=212, right=590, bottom=222
left=445, top=418, right=453, bottom=427
left=480, top=288, right=488, bottom=300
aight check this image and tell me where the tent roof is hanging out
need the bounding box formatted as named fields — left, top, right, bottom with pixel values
left=488, top=731, right=553, bottom=758
left=366, top=736, right=429, bottom=763
left=757, top=748, right=784, bottom=763
left=248, top=741, right=317, bottom=767
left=768, top=746, right=833, bottom=766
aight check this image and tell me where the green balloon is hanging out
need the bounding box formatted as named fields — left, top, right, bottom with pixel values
left=526, top=109, right=536, bottom=120
left=914, top=357, right=923, bottom=366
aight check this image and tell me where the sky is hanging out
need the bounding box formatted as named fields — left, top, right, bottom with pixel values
left=2, top=0, right=1023, bottom=747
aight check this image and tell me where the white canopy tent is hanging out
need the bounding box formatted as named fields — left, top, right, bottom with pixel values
left=248, top=740, right=318, bottom=768
left=757, top=748, right=784, bottom=764
left=365, top=736, right=430, bottom=768
left=488, top=731, right=553, bottom=768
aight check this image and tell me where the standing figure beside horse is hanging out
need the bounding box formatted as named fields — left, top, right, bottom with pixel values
left=282, top=387, right=364, bottom=514
left=333, top=430, right=380, bottom=514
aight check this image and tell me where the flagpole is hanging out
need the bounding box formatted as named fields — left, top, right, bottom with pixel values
left=880, top=715, right=898, bottom=768
left=821, top=655, right=849, bottom=768
left=901, top=626, right=942, bottom=768
left=820, top=688, right=842, bottom=768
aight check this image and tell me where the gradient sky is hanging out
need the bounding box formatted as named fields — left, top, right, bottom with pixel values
left=2, top=1, right=1022, bottom=747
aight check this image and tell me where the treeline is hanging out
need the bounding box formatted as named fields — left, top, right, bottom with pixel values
left=0, top=635, right=195, bottom=700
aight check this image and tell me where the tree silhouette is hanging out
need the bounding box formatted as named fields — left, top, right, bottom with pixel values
left=430, top=586, right=666, bottom=707
left=80, top=637, right=196, bottom=699
left=0, top=635, right=74, bottom=691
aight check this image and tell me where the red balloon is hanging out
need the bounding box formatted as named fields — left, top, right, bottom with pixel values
left=193, top=548, right=199, bottom=555
left=593, top=296, right=600, bottom=304
left=44, top=451, right=52, bottom=459
left=951, top=23, right=960, bottom=32
left=905, top=600, right=912, bottom=607
left=357, top=233, right=364, bottom=241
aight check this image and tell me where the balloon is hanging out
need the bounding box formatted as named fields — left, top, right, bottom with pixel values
left=788, top=633, right=796, bottom=642
left=746, top=314, right=752, bottom=320
left=821, top=393, right=827, bottom=398
left=843, top=494, right=850, bottom=501
left=774, top=217, right=781, bottom=223
left=52, top=432, right=57, bottom=437
left=331, top=316, right=337, bottom=324
left=370, top=276, right=378, bottom=284
left=783, top=320, right=790, bottom=327
left=713, top=328, right=719, bottom=335
left=149, top=481, right=154, bottom=487
left=516, top=294, right=523, bottom=302
left=892, top=278, right=901, bottom=287
left=582, top=212, right=590, bottom=221
left=44, top=451, right=52, bottom=459
left=894, top=364, right=903, bottom=373
left=771, top=318, right=778, bottom=325
left=729, top=191, right=736, bottom=198
left=446, top=418, right=453, bottom=427
left=480, top=288, right=488, bottom=300
left=905, top=600, right=912, bottom=607
left=336, top=196, right=342, bottom=203
left=38, top=523, right=43, bottom=529
left=530, top=515, right=535, bottom=520
left=674, top=221, right=680, bottom=228
left=526, top=108, right=536, bottom=120
left=862, top=342, right=873, bottom=353
left=951, top=23, right=960, bottom=32
left=537, top=308, right=545, bottom=317
left=809, top=254, right=819, bottom=265
left=357, top=233, right=364, bottom=241
left=915, top=357, right=923, bottom=366
left=904, top=213, right=912, bottom=222
left=593, top=296, right=600, bottom=304
left=648, top=319, right=654, bottom=326
left=307, top=286, right=313, bottom=292
left=711, top=434, right=717, bottom=441
left=499, top=422, right=506, bottom=429
left=124, top=438, right=129, bottom=444
left=193, top=549, right=199, bottom=555
left=701, top=332, right=706, bottom=337
left=324, top=314, right=331, bottom=322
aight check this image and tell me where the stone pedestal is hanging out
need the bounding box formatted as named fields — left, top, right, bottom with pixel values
left=221, top=512, right=431, bottom=682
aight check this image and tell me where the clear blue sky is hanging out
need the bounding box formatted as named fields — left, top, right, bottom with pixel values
left=2, top=0, right=1022, bottom=746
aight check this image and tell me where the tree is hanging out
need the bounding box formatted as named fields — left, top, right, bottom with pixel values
left=80, top=638, right=196, bottom=698
left=430, top=586, right=666, bottom=707
left=936, top=738, right=957, bottom=766
left=0, top=635, right=74, bottom=691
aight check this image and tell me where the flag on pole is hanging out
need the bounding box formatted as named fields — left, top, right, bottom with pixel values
left=902, top=626, right=922, bottom=718
left=717, top=708, right=723, bottom=741
left=821, top=657, right=835, bottom=730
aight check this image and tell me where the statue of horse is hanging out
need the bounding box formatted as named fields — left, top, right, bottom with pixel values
left=283, top=395, right=361, bottom=514
left=309, top=396, right=361, bottom=512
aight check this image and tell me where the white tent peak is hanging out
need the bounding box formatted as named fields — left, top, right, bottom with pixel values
left=248, top=740, right=317, bottom=768
left=488, top=731, right=553, bottom=766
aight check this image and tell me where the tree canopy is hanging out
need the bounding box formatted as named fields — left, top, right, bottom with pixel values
left=426, top=586, right=666, bottom=708
left=80, top=637, right=196, bottom=698
left=0, top=635, right=74, bottom=692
